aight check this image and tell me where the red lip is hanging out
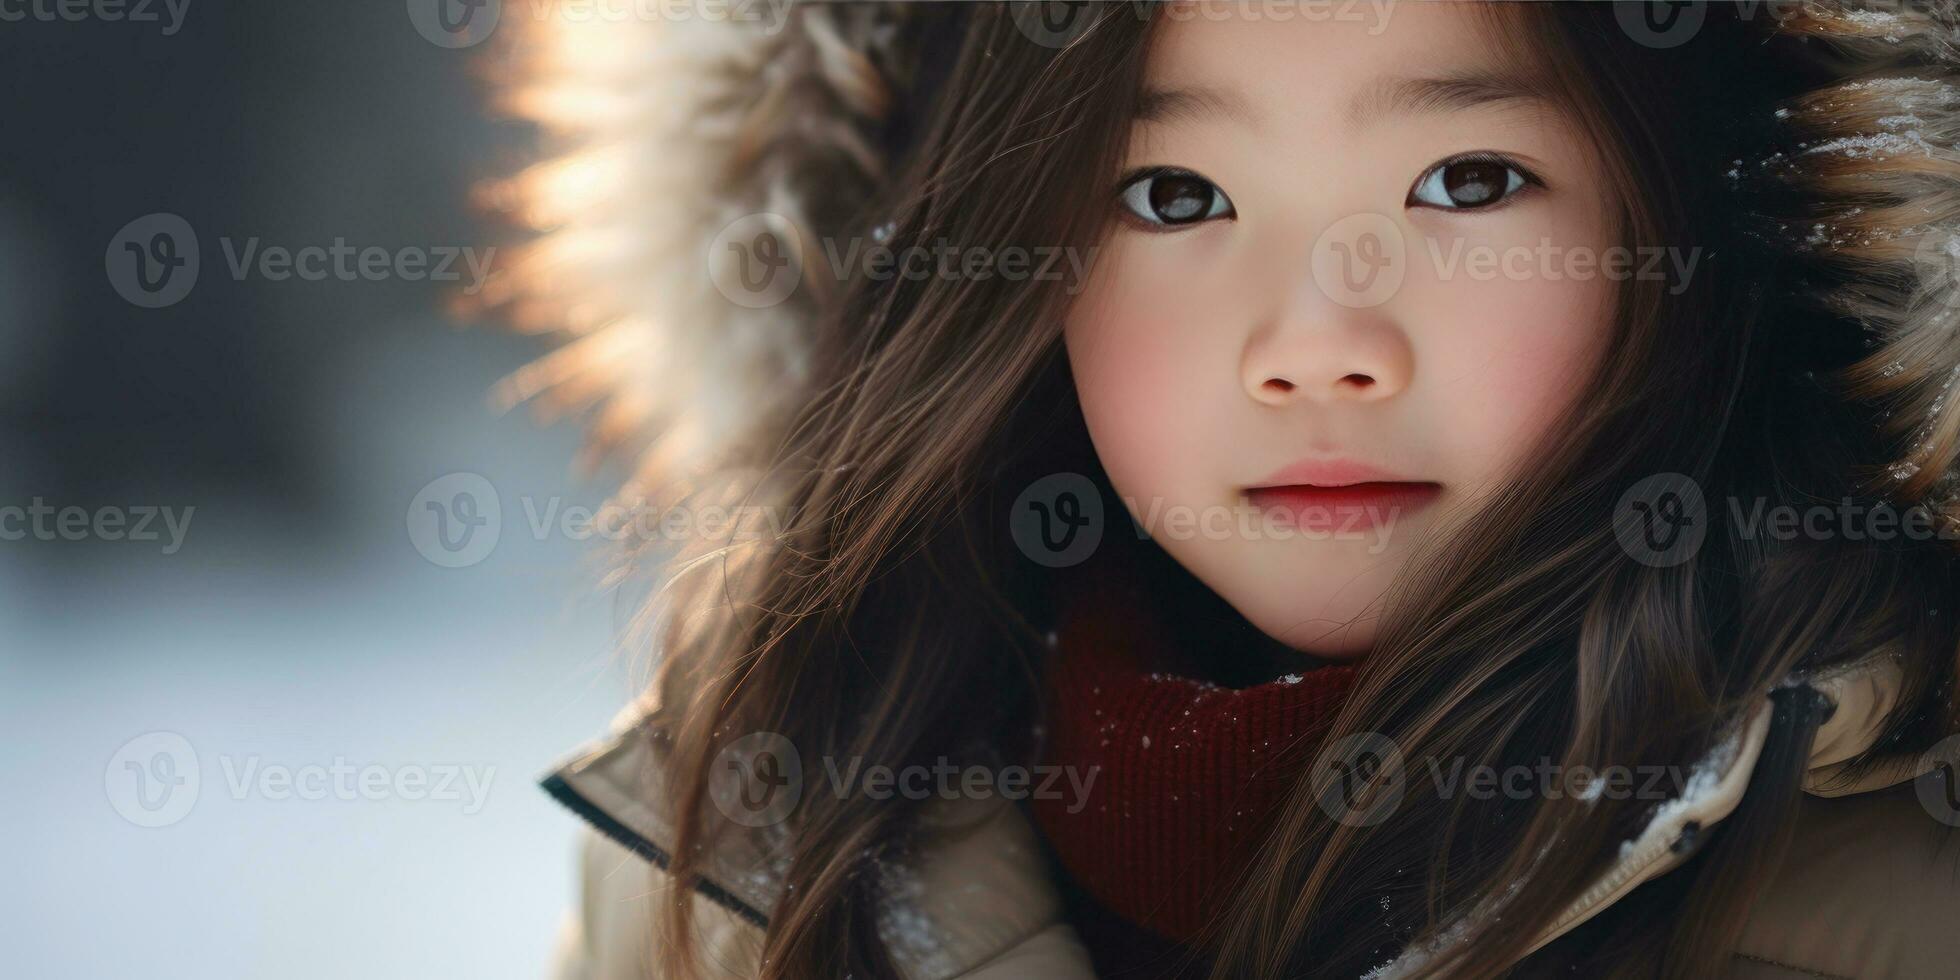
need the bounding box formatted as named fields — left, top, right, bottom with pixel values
left=1244, top=459, right=1441, bottom=532
left=1249, top=458, right=1414, bottom=489
left=1245, top=483, right=1441, bottom=532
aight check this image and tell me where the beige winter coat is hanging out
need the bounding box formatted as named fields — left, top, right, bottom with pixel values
left=542, top=651, right=1960, bottom=979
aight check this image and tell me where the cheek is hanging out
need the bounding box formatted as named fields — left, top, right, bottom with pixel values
left=1421, top=267, right=1615, bottom=488
left=1064, top=245, right=1240, bottom=497
left=1405, top=176, right=1621, bottom=489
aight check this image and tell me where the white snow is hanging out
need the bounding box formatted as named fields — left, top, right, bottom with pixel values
left=1609, top=717, right=1747, bottom=865
left=872, top=849, right=957, bottom=978
left=1800, top=132, right=1934, bottom=160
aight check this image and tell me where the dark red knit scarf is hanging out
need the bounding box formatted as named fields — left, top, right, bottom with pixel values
left=1030, top=571, right=1359, bottom=949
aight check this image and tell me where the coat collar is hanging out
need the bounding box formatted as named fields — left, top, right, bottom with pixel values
left=543, top=650, right=1928, bottom=975
left=540, top=709, right=1074, bottom=980
left=1514, top=649, right=1925, bottom=962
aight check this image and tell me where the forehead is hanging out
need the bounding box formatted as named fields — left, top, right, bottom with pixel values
left=1143, top=2, right=1517, bottom=128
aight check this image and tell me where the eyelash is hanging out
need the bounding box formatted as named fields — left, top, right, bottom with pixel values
left=1115, top=166, right=1236, bottom=231
left=1407, top=151, right=1545, bottom=213
left=1112, top=151, right=1545, bottom=230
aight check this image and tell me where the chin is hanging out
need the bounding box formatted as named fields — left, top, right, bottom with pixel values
left=1223, top=572, right=1395, bottom=658
left=1166, top=543, right=1401, bottom=660
left=1188, top=552, right=1398, bottom=660
left=1232, top=593, right=1382, bottom=659
left=1275, top=616, right=1378, bottom=658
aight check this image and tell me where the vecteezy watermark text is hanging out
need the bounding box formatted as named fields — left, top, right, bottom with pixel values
left=1124, top=497, right=1402, bottom=554
left=218, top=237, right=496, bottom=293
left=1011, top=0, right=1395, bottom=49
left=817, top=236, right=1098, bottom=296
left=1614, top=472, right=1960, bottom=567
left=215, top=755, right=494, bottom=814
left=707, top=213, right=1101, bottom=310
left=1006, top=473, right=1407, bottom=569
left=1728, top=496, right=1960, bottom=543
left=407, top=473, right=800, bottom=568
left=1424, top=238, right=1702, bottom=297
left=1310, top=732, right=1752, bottom=827
left=407, top=0, right=795, bottom=49
left=105, top=731, right=495, bottom=828
left=823, top=756, right=1098, bottom=812
left=1, top=499, right=194, bottom=554
left=708, top=731, right=1099, bottom=828
left=106, top=212, right=497, bottom=308
left=0, top=0, right=190, bottom=34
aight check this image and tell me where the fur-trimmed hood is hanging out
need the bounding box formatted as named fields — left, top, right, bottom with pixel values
left=495, top=2, right=1960, bottom=978
left=483, top=2, right=1960, bottom=516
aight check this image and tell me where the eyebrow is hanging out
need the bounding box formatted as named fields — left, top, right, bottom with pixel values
left=1344, top=69, right=1549, bottom=129
left=1135, top=83, right=1259, bottom=129
left=1135, top=69, right=1548, bottom=132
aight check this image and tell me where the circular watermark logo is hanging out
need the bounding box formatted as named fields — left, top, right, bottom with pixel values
left=1309, top=731, right=1405, bottom=827
left=407, top=0, right=501, bottom=48
left=407, top=472, right=502, bottom=568
left=105, top=212, right=199, bottom=309
left=1311, top=212, right=1404, bottom=308
left=1915, top=733, right=1960, bottom=828
left=710, top=731, right=803, bottom=828
left=105, top=731, right=200, bottom=828
left=1612, top=472, right=1707, bottom=568
left=1011, top=0, right=1098, bottom=49
left=1613, top=1, right=1706, bottom=49
left=708, top=212, right=804, bottom=309
left=1010, top=472, right=1104, bottom=568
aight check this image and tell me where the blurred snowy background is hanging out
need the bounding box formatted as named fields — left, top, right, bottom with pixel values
left=0, top=6, right=635, bottom=977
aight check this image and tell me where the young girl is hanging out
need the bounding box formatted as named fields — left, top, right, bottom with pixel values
left=497, top=2, right=1960, bottom=977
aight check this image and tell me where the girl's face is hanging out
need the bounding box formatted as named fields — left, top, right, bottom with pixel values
left=1064, top=3, right=1619, bottom=658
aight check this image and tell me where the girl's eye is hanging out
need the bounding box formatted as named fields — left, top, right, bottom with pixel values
left=1117, top=168, right=1236, bottom=228
left=1407, top=154, right=1540, bottom=211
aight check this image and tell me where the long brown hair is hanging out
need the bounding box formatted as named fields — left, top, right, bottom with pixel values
left=544, top=4, right=1960, bottom=978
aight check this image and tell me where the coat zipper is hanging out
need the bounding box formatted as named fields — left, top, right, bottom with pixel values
left=1542, top=830, right=1676, bottom=938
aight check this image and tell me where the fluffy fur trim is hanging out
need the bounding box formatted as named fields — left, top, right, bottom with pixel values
left=479, top=2, right=914, bottom=493
left=1773, top=2, right=1960, bottom=517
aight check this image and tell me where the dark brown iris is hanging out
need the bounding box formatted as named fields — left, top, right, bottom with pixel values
left=1439, top=160, right=1506, bottom=207
left=1148, top=174, right=1213, bottom=223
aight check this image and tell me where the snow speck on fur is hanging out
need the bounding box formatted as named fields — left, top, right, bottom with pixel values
left=1837, top=77, right=1960, bottom=114
left=1613, top=716, right=1747, bottom=863
left=873, top=851, right=957, bottom=978
left=1801, top=132, right=1935, bottom=161
left=1842, top=8, right=1908, bottom=42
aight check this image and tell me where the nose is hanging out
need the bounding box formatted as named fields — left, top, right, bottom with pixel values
left=1240, top=300, right=1413, bottom=406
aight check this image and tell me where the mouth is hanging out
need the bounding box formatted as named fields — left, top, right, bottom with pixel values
left=1244, top=460, right=1441, bottom=533
left=1244, top=482, right=1442, bottom=531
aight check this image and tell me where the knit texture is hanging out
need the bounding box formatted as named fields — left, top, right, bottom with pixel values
left=1031, top=572, right=1359, bottom=947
